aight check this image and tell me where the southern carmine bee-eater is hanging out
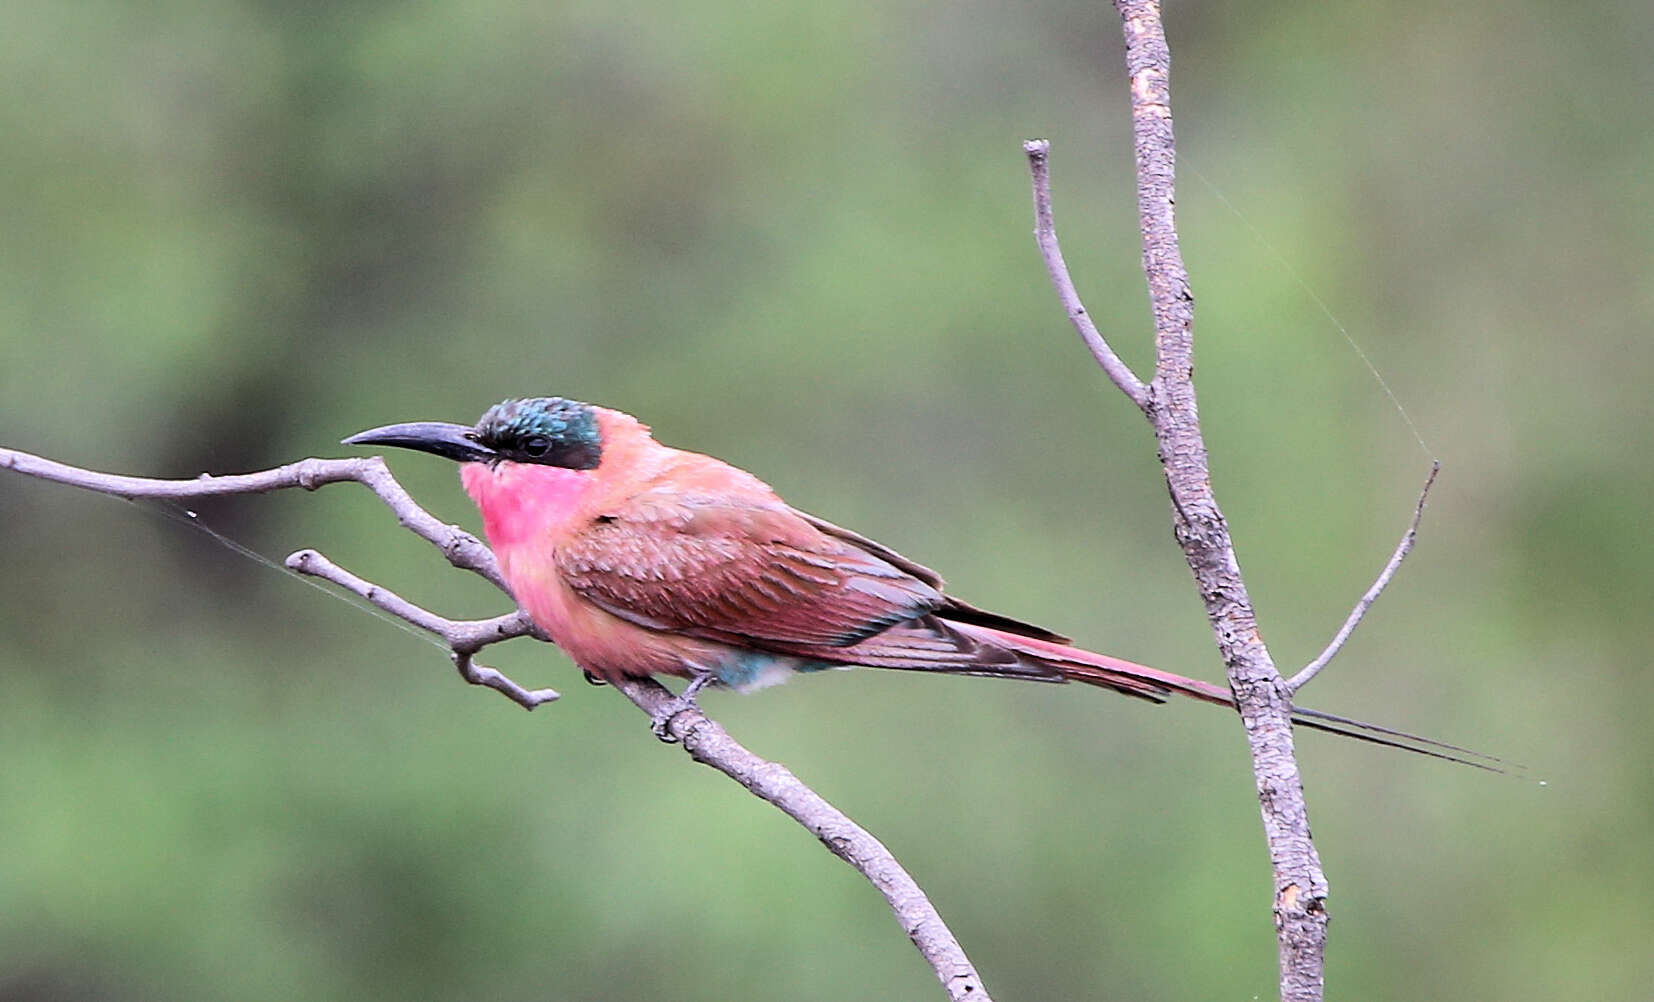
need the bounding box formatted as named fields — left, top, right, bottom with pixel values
left=346, top=396, right=1493, bottom=768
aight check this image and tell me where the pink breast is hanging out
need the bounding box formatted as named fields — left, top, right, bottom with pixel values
left=458, top=461, right=598, bottom=646
left=456, top=460, right=732, bottom=680
left=461, top=461, right=597, bottom=548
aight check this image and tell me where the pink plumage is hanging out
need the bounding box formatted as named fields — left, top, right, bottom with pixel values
left=344, top=397, right=1501, bottom=768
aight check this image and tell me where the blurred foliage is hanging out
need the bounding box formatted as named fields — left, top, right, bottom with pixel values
left=2, top=1, right=1650, bottom=999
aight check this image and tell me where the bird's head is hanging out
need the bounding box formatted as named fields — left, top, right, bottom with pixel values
left=344, top=396, right=604, bottom=470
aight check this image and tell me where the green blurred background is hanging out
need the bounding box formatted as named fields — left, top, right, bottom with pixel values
left=2, top=1, right=1649, bottom=999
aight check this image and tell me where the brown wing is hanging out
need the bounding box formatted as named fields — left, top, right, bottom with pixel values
left=795, top=509, right=1072, bottom=644
left=555, top=491, right=949, bottom=649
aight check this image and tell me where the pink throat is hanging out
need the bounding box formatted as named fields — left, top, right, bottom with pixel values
left=461, top=461, right=598, bottom=549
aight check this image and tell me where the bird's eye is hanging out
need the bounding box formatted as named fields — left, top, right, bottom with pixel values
left=521, top=434, right=552, bottom=457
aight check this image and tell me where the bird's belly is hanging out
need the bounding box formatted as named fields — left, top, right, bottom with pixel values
left=497, top=545, right=839, bottom=688
left=496, top=542, right=840, bottom=691
left=497, top=545, right=725, bottom=679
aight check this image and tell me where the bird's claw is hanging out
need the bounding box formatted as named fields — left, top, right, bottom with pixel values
left=649, top=695, right=698, bottom=742
left=648, top=670, right=718, bottom=743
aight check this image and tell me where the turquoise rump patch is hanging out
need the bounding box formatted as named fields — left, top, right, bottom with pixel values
left=714, top=651, right=840, bottom=690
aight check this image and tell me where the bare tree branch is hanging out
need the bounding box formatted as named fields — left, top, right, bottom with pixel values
left=0, top=449, right=507, bottom=590
left=1116, top=4, right=1328, bottom=995
left=0, top=444, right=994, bottom=1002
left=606, top=677, right=990, bottom=1002
left=1288, top=462, right=1441, bottom=693
left=1021, top=1, right=1423, bottom=997
left=1023, top=139, right=1150, bottom=407
left=283, top=548, right=560, bottom=708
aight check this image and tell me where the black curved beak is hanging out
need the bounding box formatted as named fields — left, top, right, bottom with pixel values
left=342, top=421, right=497, bottom=464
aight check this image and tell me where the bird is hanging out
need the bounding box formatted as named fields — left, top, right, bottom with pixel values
left=346, top=396, right=1496, bottom=768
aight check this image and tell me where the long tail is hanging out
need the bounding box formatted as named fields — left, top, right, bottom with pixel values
left=951, top=622, right=1508, bottom=773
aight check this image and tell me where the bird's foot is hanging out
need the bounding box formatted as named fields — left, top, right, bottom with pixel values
left=648, top=696, right=695, bottom=742
left=649, top=670, right=717, bottom=743
left=583, top=670, right=608, bottom=687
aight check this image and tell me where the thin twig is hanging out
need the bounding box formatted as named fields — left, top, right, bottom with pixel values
left=1023, top=139, right=1150, bottom=408
left=609, top=677, right=991, bottom=1001
left=284, top=548, right=561, bottom=708
left=0, top=448, right=506, bottom=590
left=0, top=443, right=992, bottom=1002
left=1288, top=462, right=1441, bottom=693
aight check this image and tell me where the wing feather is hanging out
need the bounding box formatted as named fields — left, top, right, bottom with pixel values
left=556, top=492, right=947, bottom=648
left=795, top=508, right=1072, bottom=644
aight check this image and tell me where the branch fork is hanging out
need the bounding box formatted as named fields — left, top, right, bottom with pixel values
left=5, top=7, right=1444, bottom=999
left=0, top=444, right=991, bottom=1002
left=1020, top=4, right=1443, bottom=999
